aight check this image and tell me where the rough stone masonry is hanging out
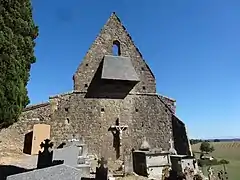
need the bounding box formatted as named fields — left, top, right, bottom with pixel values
left=2, top=12, right=191, bottom=161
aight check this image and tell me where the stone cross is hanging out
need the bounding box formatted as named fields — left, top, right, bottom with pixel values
left=110, top=118, right=128, bottom=146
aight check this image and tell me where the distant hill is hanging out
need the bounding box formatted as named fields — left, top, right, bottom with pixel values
left=205, top=138, right=240, bottom=142
left=190, top=138, right=240, bottom=145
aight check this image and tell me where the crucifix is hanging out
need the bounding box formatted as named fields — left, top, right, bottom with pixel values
left=109, top=118, right=128, bottom=159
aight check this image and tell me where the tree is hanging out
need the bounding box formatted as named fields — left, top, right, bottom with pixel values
left=209, top=145, right=215, bottom=152
left=190, top=139, right=203, bottom=145
left=219, top=159, right=229, bottom=173
left=214, top=139, right=220, bottom=142
left=0, top=0, right=38, bottom=127
left=200, top=142, right=214, bottom=154
left=219, top=159, right=229, bottom=165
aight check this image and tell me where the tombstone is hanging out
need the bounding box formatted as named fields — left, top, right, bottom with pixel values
left=23, top=124, right=51, bottom=155
left=37, top=139, right=54, bottom=169
left=53, top=138, right=90, bottom=176
left=133, top=138, right=171, bottom=180
left=7, top=164, right=87, bottom=180
left=95, top=157, right=108, bottom=180
left=53, top=145, right=79, bottom=167
left=170, top=155, right=198, bottom=178
left=124, top=153, right=133, bottom=175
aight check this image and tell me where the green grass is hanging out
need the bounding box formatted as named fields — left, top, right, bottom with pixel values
left=192, top=142, right=240, bottom=180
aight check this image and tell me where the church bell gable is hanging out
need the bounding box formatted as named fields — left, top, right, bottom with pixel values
left=73, top=12, right=156, bottom=96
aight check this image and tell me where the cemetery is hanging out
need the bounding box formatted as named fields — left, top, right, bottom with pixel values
left=3, top=134, right=202, bottom=180
left=0, top=12, right=209, bottom=180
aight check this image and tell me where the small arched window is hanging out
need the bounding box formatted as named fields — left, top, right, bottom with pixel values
left=112, top=40, right=121, bottom=56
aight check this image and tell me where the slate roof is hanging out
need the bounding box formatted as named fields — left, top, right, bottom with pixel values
left=101, top=55, right=140, bottom=82
left=6, top=164, right=84, bottom=180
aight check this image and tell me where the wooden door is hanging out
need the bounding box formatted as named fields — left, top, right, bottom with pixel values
left=31, top=124, right=51, bottom=155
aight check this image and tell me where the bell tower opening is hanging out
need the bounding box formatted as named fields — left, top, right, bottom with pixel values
left=112, top=40, right=121, bottom=56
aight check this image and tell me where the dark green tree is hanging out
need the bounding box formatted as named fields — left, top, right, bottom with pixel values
left=200, top=142, right=215, bottom=154
left=219, top=159, right=229, bottom=165
left=0, top=0, right=38, bottom=127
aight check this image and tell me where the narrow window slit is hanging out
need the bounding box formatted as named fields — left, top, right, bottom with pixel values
left=112, top=40, right=121, bottom=56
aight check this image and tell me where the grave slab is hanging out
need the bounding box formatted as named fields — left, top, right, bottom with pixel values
left=6, top=164, right=89, bottom=180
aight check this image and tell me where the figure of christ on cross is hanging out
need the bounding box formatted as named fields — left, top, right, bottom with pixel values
left=110, top=118, right=128, bottom=146
left=109, top=118, right=128, bottom=159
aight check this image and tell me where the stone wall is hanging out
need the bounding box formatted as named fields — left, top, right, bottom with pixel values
left=0, top=93, right=190, bottom=162
left=0, top=103, right=52, bottom=154
left=48, top=92, right=172, bottom=160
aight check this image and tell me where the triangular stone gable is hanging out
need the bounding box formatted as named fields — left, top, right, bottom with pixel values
left=73, top=12, right=156, bottom=94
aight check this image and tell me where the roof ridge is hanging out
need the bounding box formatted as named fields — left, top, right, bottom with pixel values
left=23, top=102, right=50, bottom=112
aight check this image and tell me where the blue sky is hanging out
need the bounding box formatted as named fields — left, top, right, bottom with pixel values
left=30, top=0, right=240, bottom=139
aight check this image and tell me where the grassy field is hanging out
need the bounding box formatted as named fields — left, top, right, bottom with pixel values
left=192, top=141, right=240, bottom=180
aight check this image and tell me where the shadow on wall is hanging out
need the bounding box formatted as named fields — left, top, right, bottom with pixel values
left=0, top=165, right=33, bottom=180
left=172, top=115, right=191, bottom=155
left=85, top=59, right=138, bottom=99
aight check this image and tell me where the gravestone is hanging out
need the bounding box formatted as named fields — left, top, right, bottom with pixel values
left=6, top=164, right=87, bottom=180
left=124, top=153, right=133, bottom=175
left=53, top=138, right=90, bottom=175
left=53, top=145, right=79, bottom=167
left=95, top=157, right=108, bottom=180
left=37, top=139, right=53, bottom=169
left=133, top=137, right=171, bottom=179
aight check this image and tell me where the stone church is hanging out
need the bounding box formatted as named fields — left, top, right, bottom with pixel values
left=8, top=12, right=191, bottom=160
